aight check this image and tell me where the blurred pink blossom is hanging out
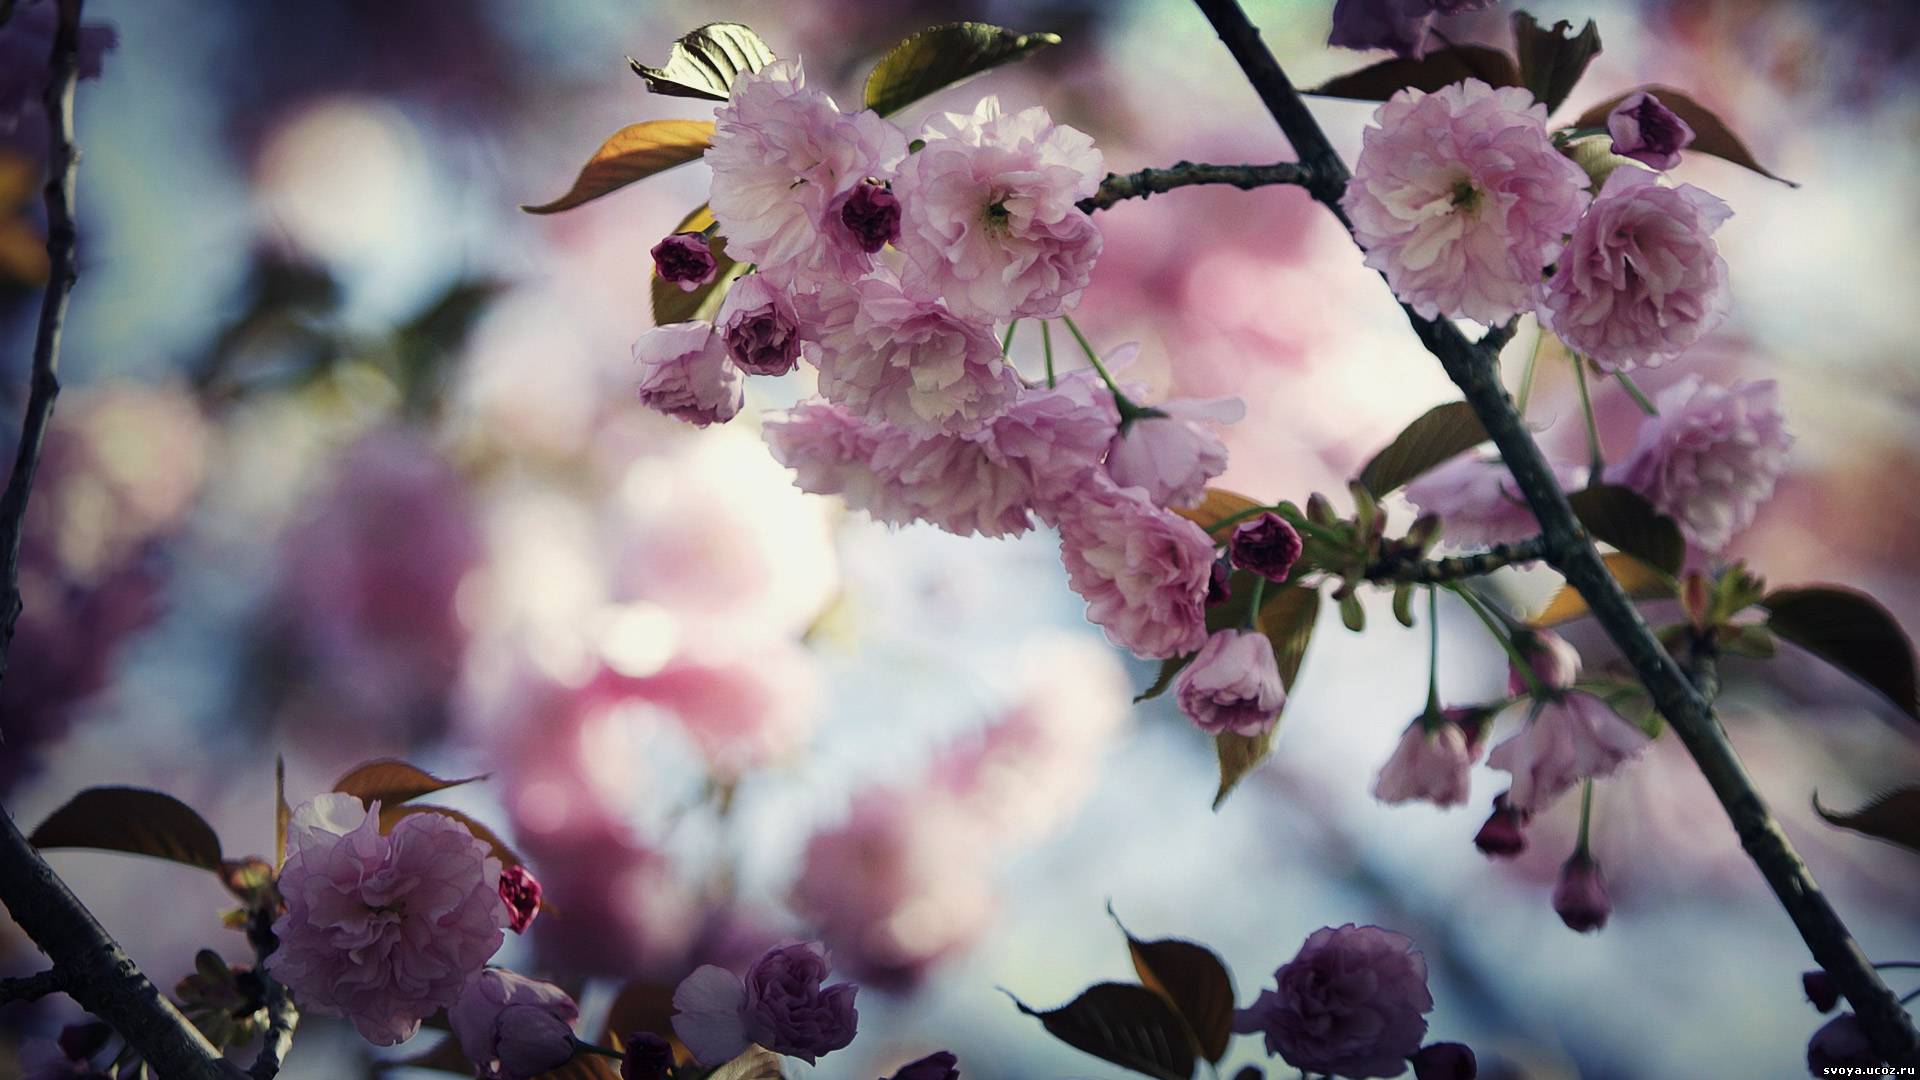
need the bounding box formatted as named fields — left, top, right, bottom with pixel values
left=1055, top=477, right=1213, bottom=659
left=1604, top=376, right=1790, bottom=551
left=1175, top=628, right=1285, bottom=736
left=1105, top=395, right=1244, bottom=509
left=450, top=968, right=580, bottom=1080
left=633, top=321, right=743, bottom=427
left=1404, top=452, right=1583, bottom=548
left=1486, top=694, right=1652, bottom=812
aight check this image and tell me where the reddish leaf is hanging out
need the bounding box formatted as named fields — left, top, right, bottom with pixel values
left=30, top=787, right=224, bottom=872
left=1765, top=586, right=1919, bottom=720
left=1813, top=788, right=1920, bottom=856
left=1310, top=46, right=1522, bottom=101
left=1013, top=983, right=1197, bottom=1080
left=1572, top=85, right=1798, bottom=186
left=1531, top=552, right=1675, bottom=627
left=1114, top=910, right=1236, bottom=1063
left=521, top=120, right=715, bottom=215
left=332, top=759, right=487, bottom=807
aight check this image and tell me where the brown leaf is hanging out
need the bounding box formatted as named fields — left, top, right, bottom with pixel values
left=1310, top=45, right=1522, bottom=101
left=1356, top=402, right=1488, bottom=498
left=1531, top=551, right=1675, bottom=627
left=522, top=120, right=714, bottom=215
left=378, top=805, right=525, bottom=869
left=332, top=759, right=487, bottom=807
left=1115, top=912, right=1236, bottom=1064
left=600, top=981, right=688, bottom=1063
left=1813, top=788, right=1920, bottom=856
left=1766, top=586, right=1919, bottom=720
left=30, top=787, right=224, bottom=872
left=629, top=23, right=775, bottom=101
left=1513, top=13, right=1602, bottom=114
left=864, top=22, right=1062, bottom=117
left=1572, top=85, right=1798, bottom=186
left=1173, top=487, right=1264, bottom=535
left=1013, top=983, right=1197, bottom=1080
left=1567, top=484, right=1685, bottom=575
left=275, top=753, right=290, bottom=869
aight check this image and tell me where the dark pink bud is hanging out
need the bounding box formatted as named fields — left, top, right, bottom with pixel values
left=1207, top=559, right=1233, bottom=605
left=1806, top=1013, right=1883, bottom=1072
left=499, top=865, right=542, bottom=934
left=1410, top=1041, right=1477, bottom=1080
left=59, top=1022, right=112, bottom=1062
left=620, top=1032, right=675, bottom=1080
left=1473, top=792, right=1530, bottom=858
left=1606, top=91, right=1695, bottom=172
left=1229, top=513, right=1302, bottom=582
left=717, top=275, right=803, bottom=377
left=1507, top=628, right=1580, bottom=695
left=1441, top=705, right=1493, bottom=752
left=886, top=1050, right=959, bottom=1080
left=651, top=233, right=718, bottom=292
left=1552, top=850, right=1611, bottom=933
left=1802, top=970, right=1841, bottom=1013
left=840, top=183, right=902, bottom=254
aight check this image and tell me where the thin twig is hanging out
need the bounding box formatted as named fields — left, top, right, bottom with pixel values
left=1366, top=537, right=1548, bottom=584
left=1077, top=159, right=1311, bottom=213
left=0, top=967, right=64, bottom=1004
left=1190, top=0, right=1920, bottom=1064
left=246, top=912, right=297, bottom=1079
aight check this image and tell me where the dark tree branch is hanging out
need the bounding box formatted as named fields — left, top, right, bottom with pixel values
left=1190, top=0, right=1920, bottom=1064
left=0, top=967, right=64, bottom=1003
left=1078, top=159, right=1311, bottom=213
left=1366, top=537, right=1548, bottom=584
left=0, top=4, right=240, bottom=1078
left=245, top=910, right=297, bottom=1079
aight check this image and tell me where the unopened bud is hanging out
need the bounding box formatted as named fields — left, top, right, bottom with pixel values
left=1552, top=849, right=1611, bottom=933
left=1474, top=792, right=1530, bottom=858
left=650, top=233, right=718, bottom=292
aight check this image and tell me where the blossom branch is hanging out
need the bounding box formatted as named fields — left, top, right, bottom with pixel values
left=244, top=910, right=297, bottom=1079
left=1190, top=0, right=1920, bottom=1064
left=0, top=4, right=239, bottom=1077
left=1366, top=537, right=1548, bottom=584
left=0, top=968, right=64, bottom=1004
left=1077, top=159, right=1311, bottom=212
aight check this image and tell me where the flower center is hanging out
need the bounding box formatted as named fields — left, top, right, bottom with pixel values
left=1448, top=177, right=1481, bottom=213
left=983, top=199, right=1011, bottom=231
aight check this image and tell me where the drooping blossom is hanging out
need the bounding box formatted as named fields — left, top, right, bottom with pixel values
left=1552, top=850, right=1612, bottom=933
left=992, top=369, right=1125, bottom=514
left=705, top=60, right=908, bottom=287
left=1234, top=924, right=1434, bottom=1078
left=1473, top=792, right=1530, bottom=857
left=671, top=943, right=859, bottom=1066
left=1343, top=79, right=1591, bottom=324
left=1229, top=513, right=1302, bottom=582
left=1606, top=91, right=1695, bottom=171
left=1404, top=453, right=1583, bottom=548
left=1055, top=477, right=1214, bottom=659
left=895, top=96, right=1104, bottom=322
left=717, top=273, right=803, bottom=377
left=633, top=322, right=743, bottom=427
left=450, top=969, right=581, bottom=1080
left=1508, top=627, right=1582, bottom=694
left=1803, top=971, right=1841, bottom=1013
left=836, top=181, right=901, bottom=252
left=1540, top=166, right=1732, bottom=372
left=1372, top=706, right=1491, bottom=808
left=619, top=1033, right=675, bottom=1080
left=1410, top=1041, right=1478, bottom=1080
left=498, top=865, right=542, bottom=934
left=1603, top=377, right=1790, bottom=551
left=1175, top=629, right=1286, bottom=736
left=809, top=273, right=1021, bottom=436
left=650, top=232, right=718, bottom=291
left=267, top=794, right=509, bottom=1045
left=1486, top=694, right=1652, bottom=812
left=887, top=1050, right=961, bottom=1080
left=1105, top=395, right=1244, bottom=508
left=789, top=789, right=996, bottom=990
left=1806, top=1014, right=1883, bottom=1072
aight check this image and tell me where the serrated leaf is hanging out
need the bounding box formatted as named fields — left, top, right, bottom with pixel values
left=1532, top=551, right=1674, bottom=626
left=333, top=759, right=487, bottom=807
left=1572, top=85, right=1798, bottom=187
left=1114, top=911, right=1235, bottom=1064
left=1215, top=587, right=1320, bottom=809
left=1310, top=45, right=1522, bottom=101
left=865, top=22, right=1062, bottom=117
left=30, top=787, right=224, bottom=872
left=522, top=120, right=714, bottom=215
left=1765, top=586, right=1918, bottom=720
left=1513, top=13, right=1602, bottom=114
left=379, top=805, right=526, bottom=869
left=651, top=204, right=744, bottom=326
left=1013, top=983, right=1197, bottom=1080
left=1813, top=788, right=1920, bottom=856
left=629, top=23, right=774, bottom=101
left=1356, top=402, right=1488, bottom=498
left=1567, top=484, right=1684, bottom=575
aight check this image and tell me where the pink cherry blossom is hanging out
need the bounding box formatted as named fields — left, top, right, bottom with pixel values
left=717, top=274, right=803, bottom=376
left=1174, top=628, right=1286, bottom=736
left=1606, top=91, right=1695, bottom=171
left=619, top=644, right=819, bottom=778
left=1105, top=395, right=1244, bottom=508
left=809, top=273, right=1021, bottom=437
left=1343, top=79, right=1591, bottom=324
left=1486, top=693, right=1652, bottom=812
left=671, top=944, right=858, bottom=1066
left=705, top=60, right=908, bottom=287
left=1055, top=476, right=1214, bottom=659
left=895, top=97, right=1104, bottom=322
left=449, top=968, right=580, bottom=1080
left=1509, top=627, right=1583, bottom=694
left=1603, top=377, right=1790, bottom=551
left=267, top=794, right=509, bottom=1045
left=1540, top=166, right=1732, bottom=372
left=1372, top=708, right=1490, bottom=808
left=1403, top=452, right=1584, bottom=548
left=633, top=322, right=743, bottom=427
left=651, top=233, right=718, bottom=291
left=1234, top=924, right=1434, bottom=1078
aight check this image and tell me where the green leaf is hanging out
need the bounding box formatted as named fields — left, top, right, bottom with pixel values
left=864, top=22, right=1062, bottom=117
left=1572, top=85, right=1798, bottom=187
left=333, top=759, right=487, bottom=807
left=1532, top=551, right=1674, bottom=626
left=1012, top=983, right=1197, bottom=1080
left=1512, top=13, right=1602, bottom=114
left=1567, top=484, right=1685, bottom=576
left=1214, top=586, right=1320, bottom=809
left=30, top=787, right=224, bottom=872
left=1392, top=583, right=1416, bottom=628
left=1113, top=910, right=1236, bottom=1064
left=651, top=204, right=745, bottom=326
left=1813, top=788, right=1920, bottom=856
left=1136, top=653, right=1194, bottom=704
left=1356, top=402, right=1488, bottom=498
left=522, top=120, right=714, bottom=215
left=1309, top=45, right=1523, bottom=101
left=1765, top=586, right=1919, bottom=720
left=628, top=23, right=774, bottom=101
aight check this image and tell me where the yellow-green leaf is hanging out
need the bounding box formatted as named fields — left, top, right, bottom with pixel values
left=864, top=22, right=1061, bottom=117
left=629, top=23, right=774, bottom=102
left=1173, top=486, right=1264, bottom=535
left=30, top=787, right=224, bottom=872
left=1531, top=552, right=1674, bottom=627
left=522, top=120, right=714, bottom=215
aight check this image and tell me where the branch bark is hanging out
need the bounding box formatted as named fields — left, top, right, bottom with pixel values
left=0, top=968, right=63, bottom=1003
left=1079, top=159, right=1310, bottom=212
left=0, top=4, right=240, bottom=1077
left=1366, top=537, right=1548, bottom=584
left=1190, top=0, right=1920, bottom=1064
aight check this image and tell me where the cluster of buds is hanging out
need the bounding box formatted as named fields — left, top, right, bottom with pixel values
left=174, top=949, right=271, bottom=1051
left=1657, top=562, right=1775, bottom=659
left=1300, top=484, right=1441, bottom=632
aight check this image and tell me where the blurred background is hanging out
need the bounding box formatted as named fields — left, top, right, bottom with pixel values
left=2, top=1, right=1917, bottom=1077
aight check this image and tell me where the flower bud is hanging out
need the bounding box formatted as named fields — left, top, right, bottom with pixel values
left=496, top=1006, right=578, bottom=1078
left=1410, top=1041, right=1477, bottom=1079
left=1174, top=629, right=1285, bottom=736
left=1229, top=513, right=1302, bottom=582
left=1207, top=559, right=1233, bottom=606
left=451, top=969, right=581, bottom=1080
left=1552, top=850, right=1611, bottom=933
left=1605, top=90, right=1695, bottom=172
left=1680, top=571, right=1711, bottom=631
left=1404, top=512, right=1443, bottom=555
left=1801, top=970, right=1840, bottom=1013
left=619, top=1032, right=675, bottom=1080
left=650, top=233, right=718, bottom=292
left=499, top=865, right=542, bottom=934
left=1306, top=492, right=1337, bottom=527
left=1508, top=628, right=1581, bottom=695
left=1806, top=1013, right=1883, bottom=1072
left=1473, top=792, right=1530, bottom=858
left=887, top=1050, right=960, bottom=1080
left=838, top=182, right=902, bottom=254
left=717, top=275, right=803, bottom=377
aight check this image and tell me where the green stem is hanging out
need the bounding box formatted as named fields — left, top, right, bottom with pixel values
left=570, top=1039, right=625, bottom=1060
left=1058, top=314, right=1126, bottom=397
left=1425, top=585, right=1441, bottom=714
left=1616, top=370, right=1659, bottom=417
left=1001, top=318, right=1020, bottom=356
left=1515, top=327, right=1545, bottom=416
left=1448, top=584, right=1544, bottom=697
left=1574, top=778, right=1595, bottom=857
left=1572, top=356, right=1605, bottom=481
left=1245, top=575, right=1269, bottom=629
left=1040, top=320, right=1056, bottom=389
